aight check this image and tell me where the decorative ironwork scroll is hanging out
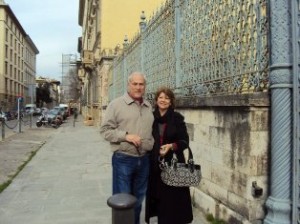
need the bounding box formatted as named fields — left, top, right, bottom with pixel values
left=109, top=0, right=269, bottom=100
left=143, top=1, right=176, bottom=94
left=125, top=36, right=142, bottom=76
left=112, top=55, right=125, bottom=98
left=180, top=0, right=268, bottom=96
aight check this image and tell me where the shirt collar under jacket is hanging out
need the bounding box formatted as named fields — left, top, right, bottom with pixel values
left=124, top=92, right=151, bottom=107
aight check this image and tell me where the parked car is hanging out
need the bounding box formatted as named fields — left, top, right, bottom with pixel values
left=53, top=106, right=67, bottom=120
left=41, top=107, right=49, bottom=114
left=0, top=112, right=7, bottom=121
left=36, top=111, right=61, bottom=128
left=47, top=109, right=63, bottom=124
left=25, top=104, right=37, bottom=115
left=33, top=108, right=42, bottom=116
left=59, top=104, right=70, bottom=117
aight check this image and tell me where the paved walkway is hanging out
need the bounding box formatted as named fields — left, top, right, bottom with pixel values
left=0, top=116, right=209, bottom=224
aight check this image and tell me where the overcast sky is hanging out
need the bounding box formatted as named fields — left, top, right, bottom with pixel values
left=5, top=0, right=82, bottom=81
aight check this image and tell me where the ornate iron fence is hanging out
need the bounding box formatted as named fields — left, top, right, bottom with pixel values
left=109, top=0, right=269, bottom=101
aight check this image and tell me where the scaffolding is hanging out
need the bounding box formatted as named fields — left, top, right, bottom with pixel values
left=61, top=54, right=78, bottom=103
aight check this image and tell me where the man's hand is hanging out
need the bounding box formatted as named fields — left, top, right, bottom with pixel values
left=125, top=134, right=142, bottom=147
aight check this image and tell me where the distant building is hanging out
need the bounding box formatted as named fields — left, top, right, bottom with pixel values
left=0, top=1, right=39, bottom=111
left=36, top=76, right=61, bottom=108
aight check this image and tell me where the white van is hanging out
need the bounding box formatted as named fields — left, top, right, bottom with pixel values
left=59, top=104, right=69, bottom=117
left=25, top=104, right=37, bottom=114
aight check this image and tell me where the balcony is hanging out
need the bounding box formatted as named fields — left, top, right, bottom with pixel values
left=82, top=50, right=94, bottom=69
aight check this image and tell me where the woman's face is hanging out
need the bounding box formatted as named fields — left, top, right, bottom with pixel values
left=156, top=92, right=171, bottom=111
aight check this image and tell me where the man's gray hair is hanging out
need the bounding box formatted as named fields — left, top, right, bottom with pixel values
left=127, top=71, right=147, bottom=84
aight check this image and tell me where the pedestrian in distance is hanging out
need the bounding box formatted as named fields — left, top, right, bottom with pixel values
left=100, top=71, right=154, bottom=224
left=74, top=108, right=78, bottom=119
left=73, top=108, right=78, bottom=127
left=145, top=87, right=193, bottom=224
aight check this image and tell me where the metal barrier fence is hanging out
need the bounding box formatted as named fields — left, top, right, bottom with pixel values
left=0, top=114, right=33, bottom=141
left=109, top=0, right=269, bottom=101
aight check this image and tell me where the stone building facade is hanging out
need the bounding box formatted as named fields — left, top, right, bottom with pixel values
left=0, top=1, right=39, bottom=112
left=77, top=0, right=165, bottom=125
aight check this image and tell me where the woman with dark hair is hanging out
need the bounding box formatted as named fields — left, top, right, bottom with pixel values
left=145, top=87, right=193, bottom=224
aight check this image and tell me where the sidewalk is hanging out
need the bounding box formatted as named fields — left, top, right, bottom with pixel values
left=0, top=116, right=209, bottom=224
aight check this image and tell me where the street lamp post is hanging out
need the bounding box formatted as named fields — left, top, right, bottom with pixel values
left=24, top=80, right=35, bottom=128
left=24, top=80, right=35, bottom=105
left=29, top=83, right=35, bottom=104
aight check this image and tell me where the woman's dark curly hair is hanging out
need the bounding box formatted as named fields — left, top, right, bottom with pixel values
left=154, top=87, right=175, bottom=109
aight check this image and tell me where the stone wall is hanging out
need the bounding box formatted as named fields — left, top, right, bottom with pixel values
left=177, top=103, right=269, bottom=223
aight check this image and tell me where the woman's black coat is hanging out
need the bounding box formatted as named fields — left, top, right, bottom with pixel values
left=145, top=108, right=193, bottom=224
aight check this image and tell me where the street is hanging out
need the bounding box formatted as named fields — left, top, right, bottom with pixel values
left=0, top=116, right=209, bottom=224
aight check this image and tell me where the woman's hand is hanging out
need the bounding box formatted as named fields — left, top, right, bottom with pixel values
left=159, top=144, right=173, bottom=156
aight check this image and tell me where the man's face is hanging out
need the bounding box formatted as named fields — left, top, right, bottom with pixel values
left=128, top=74, right=145, bottom=100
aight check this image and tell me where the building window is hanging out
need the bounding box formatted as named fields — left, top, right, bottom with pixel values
left=5, top=62, right=8, bottom=75
left=5, top=78, right=8, bottom=92
left=14, top=82, right=17, bottom=95
left=5, top=28, right=8, bottom=42
left=10, top=80, right=12, bottom=93
left=5, top=45, right=8, bottom=58
left=7, top=16, right=10, bottom=27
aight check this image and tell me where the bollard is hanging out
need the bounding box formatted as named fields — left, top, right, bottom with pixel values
left=107, top=193, right=137, bottom=224
left=18, top=115, right=21, bottom=133
left=29, top=114, right=32, bottom=128
left=1, top=118, right=4, bottom=141
left=73, top=115, right=76, bottom=127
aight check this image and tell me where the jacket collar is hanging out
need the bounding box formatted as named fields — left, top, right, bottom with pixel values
left=123, top=92, right=151, bottom=107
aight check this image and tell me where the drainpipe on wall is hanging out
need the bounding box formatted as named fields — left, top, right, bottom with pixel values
left=291, top=0, right=300, bottom=222
left=264, top=1, right=292, bottom=224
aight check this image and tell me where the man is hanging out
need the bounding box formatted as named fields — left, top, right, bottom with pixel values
left=100, top=71, right=154, bottom=224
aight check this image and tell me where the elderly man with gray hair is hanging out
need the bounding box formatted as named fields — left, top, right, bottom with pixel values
left=100, top=71, right=154, bottom=224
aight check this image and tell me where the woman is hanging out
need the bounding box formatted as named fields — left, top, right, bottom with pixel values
left=145, top=87, right=193, bottom=224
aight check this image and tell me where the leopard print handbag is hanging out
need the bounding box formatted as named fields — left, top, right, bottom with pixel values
left=159, top=142, right=201, bottom=187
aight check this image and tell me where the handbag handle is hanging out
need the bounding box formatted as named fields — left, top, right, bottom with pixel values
left=159, top=140, right=196, bottom=171
left=178, top=140, right=194, bottom=164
